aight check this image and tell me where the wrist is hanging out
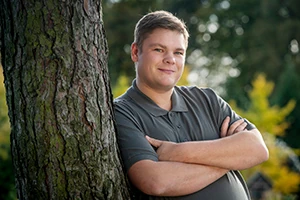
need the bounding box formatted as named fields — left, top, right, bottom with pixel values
left=173, top=142, right=190, bottom=163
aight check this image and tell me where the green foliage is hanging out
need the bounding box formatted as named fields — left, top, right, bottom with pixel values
left=230, top=74, right=296, bottom=137
left=103, top=0, right=205, bottom=88
left=271, top=56, right=300, bottom=149
left=0, top=67, right=10, bottom=159
left=0, top=67, right=17, bottom=200
left=0, top=155, right=16, bottom=200
left=230, top=74, right=300, bottom=197
left=103, top=0, right=300, bottom=152
left=104, top=0, right=300, bottom=196
left=112, top=74, right=131, bottom=98
left=103, top=0, right=164, bottom=88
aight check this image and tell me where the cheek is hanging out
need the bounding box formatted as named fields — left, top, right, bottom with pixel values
left=177, top=56, right=185, bottom=64
left=178, top=64, right=185, bottom=77
left=177, top=60, right=185, bottom=70
left=137, top=63, right=150, bottom=76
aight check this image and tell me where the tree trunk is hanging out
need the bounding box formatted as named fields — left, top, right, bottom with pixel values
left=0, top=0, right=130, bottom=199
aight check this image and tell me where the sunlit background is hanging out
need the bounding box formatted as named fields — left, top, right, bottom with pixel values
left=105, top=0, right=300, bottom=199
left=1, top=0, right=300, bottom=199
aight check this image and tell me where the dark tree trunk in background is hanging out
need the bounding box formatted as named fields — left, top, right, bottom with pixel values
left=0, top=0, right=130, bottom=199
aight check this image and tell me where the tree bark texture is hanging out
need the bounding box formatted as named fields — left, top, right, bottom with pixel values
left=0, top=0, right=130, bottom=199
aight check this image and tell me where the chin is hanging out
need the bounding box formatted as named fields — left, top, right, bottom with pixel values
left=157, top=83, right=175, bottom=91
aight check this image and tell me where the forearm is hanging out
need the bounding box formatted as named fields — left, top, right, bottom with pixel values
left=128, top=160, right=228, bottom=196
left=170, top=129, right=269, bottom=170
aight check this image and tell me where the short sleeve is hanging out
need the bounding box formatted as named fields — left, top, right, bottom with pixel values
left=114, top=101, right=158, bottom=172
left=203, top=88, right=256, bottom=131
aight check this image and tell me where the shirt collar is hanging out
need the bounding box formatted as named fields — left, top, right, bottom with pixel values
left=126, top=79, right=188, bottom=117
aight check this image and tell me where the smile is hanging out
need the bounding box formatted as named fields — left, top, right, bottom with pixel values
left=158, top=68, right=175, bottom=74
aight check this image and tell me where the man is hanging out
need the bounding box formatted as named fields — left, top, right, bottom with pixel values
left=114, top=10, right=269, bottom=199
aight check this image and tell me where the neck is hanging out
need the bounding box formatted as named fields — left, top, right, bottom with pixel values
left=136, top=82, right=173, bottom=111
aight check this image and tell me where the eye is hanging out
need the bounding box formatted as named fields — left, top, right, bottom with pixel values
left=154, top=48, right=163, bottom=53
left=175, top=51, right=184, bottom=56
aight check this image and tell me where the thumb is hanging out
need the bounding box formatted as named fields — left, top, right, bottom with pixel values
left=220, top=116, right=230, bottom=138
left=145, top=135, right=162, bottom=148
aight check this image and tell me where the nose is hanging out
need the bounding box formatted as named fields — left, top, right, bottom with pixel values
left=163, top=53, right=175, bottom=65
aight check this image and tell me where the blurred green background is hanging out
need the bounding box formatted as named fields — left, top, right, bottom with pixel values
left=1, top=0, right=300, bottom=199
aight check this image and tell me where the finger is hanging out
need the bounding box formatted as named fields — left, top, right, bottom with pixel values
left=220, top=116, right=230, bottom=138
left=234, top=122, right=247, bottom=133
left=145, top=135, right=162, bottom=148
left=227, top=119, right=244, bottom=136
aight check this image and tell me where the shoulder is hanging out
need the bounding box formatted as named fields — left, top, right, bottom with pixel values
left=113, top=93, right=136, bottom=115
left=114, top=92, right=130, bottom=104
left=175, top=85, right=216, bottom=94
left=174, top=86, right=227, bottom=115
left=175, top=85, right=220, bottom=101
left=113, top=89, right=149, bottom=124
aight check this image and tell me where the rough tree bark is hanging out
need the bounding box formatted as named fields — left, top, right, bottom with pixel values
left=0, top=0, right=130, bottom=199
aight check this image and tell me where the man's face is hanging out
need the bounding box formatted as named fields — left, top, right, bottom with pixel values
left=131, top=28, right=186, bottom=92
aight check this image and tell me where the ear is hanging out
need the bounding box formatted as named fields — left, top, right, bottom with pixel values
left=131, top=43, right=139, bottom=62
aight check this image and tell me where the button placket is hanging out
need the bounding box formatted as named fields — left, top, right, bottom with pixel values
left=168, top=112, right=174, bottom=120
left=171, top=112, right=185, bottom=142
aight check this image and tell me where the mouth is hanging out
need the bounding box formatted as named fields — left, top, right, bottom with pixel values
left=158, top=68, right=175, bottom=74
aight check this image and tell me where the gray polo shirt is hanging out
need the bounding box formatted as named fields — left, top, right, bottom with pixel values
left=114, top=80, right=253, bottom=199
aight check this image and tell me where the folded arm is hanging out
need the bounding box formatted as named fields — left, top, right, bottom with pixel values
left=128, top=159, right=228, bottom=196
left=127, top=117, right=256, bottom=196
left=147, top=117, right=269, bottom=170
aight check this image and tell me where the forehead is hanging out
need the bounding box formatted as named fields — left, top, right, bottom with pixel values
left=143, top=28, right=187, bottom=49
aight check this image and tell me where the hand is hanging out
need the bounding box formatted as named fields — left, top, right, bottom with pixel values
left=220, top=116, right=248, bottom=138
left=146, top=135, right=177, bottom=161
left=146, top=117, right=248, bottom=161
